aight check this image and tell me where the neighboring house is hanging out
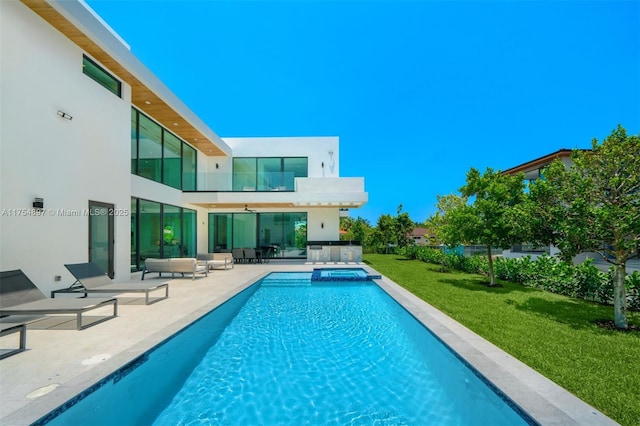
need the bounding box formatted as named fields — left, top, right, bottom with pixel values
left=500, top=149, right=640, bottom=272
left=502, top=148, right=580, bottom=183
left=0, top=0, right=367, bottom=292
left=410, top=227, right=431, bottom=246
left=501, top=149, right=577, bottom=259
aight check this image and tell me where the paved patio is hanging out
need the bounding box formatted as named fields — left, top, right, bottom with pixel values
left=0, top=261, right=617, bottom=425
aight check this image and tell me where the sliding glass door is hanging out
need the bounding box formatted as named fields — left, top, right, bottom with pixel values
left=209, top=212, right=307, bottom=258
left=88, top=200, right=114, bottom=278
left=131, top=198, right=197, bottom=271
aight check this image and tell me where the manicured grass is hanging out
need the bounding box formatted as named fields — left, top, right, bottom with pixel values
left=364, top=254, right=640, bottom=426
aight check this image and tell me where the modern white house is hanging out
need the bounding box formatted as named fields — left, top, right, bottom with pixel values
left=0, top=0, right=368, bottom=293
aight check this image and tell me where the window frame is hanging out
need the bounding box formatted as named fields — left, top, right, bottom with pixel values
left=82, top=54, right=122, bottom=97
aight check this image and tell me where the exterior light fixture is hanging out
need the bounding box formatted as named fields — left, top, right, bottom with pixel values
left=57, top=110, right=72, bottom=120
left=321, top=162, right=325, bottom=168
left=321, top=222, right=324, bottom=229
left=216, top=163, right=219, bottom=169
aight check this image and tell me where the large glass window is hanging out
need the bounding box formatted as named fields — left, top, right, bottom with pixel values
left=182, top=145, right=197, bottom=191
left=131, top=109, right=138, bottom=174
left=257, top=158, right=283, bottom=191
left=233, top=158, right=257, bottom=191
left=233, top=157, right=307, bottom=191
left=131, top=108, right=198, bottom=190
left=131, top=198, right=198, bottom=270
left=137, top=114, right=162, bottom=182
left=233, top=213, right=257, bottom=248
left=258, top=213, right=283, bottom=249
left=163, top=132, right=182, bottom=189
left=283, top=213, right=308, bottom=257
left=209, top=214, right=232, bottom=252
left=130, top=198, right=138, bottom=271
left=82, top=55, right=121, bottom=97
left=183, top=209, right=196, bottom=258
left=284, top=158, right=308, bottom=189
left=162, top=205, right=182, bottom=258
left=209, top=212, right=307, bottom=258
left=137, top=199, right=161, bottom=268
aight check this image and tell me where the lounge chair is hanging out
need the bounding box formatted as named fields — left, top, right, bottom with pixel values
left=0, top=322, right=27, bottom=360
left=61, top=262, right=169, bottom=305
left=0, top=270, right=117, bottom=330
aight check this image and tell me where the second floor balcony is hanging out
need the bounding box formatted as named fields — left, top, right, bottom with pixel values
left=182, top=173, right=368, bottom=209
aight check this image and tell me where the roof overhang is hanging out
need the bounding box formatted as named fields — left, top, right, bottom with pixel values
left=502, top=149, right=584, bottom=176
left=21, top=0, right=231, bottom=157
left=182, top=191, right=368, bottom=210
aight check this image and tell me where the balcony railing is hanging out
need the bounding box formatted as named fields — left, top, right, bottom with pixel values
left=197, top=172, right=297, bottom=192
left=182, top=176, right=367, bottom=208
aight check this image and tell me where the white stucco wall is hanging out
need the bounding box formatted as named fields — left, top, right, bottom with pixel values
left=221, top=137, right=339, bottom=178
left=0, top=1, right=131, bottom=290
left=306, top=208, right=340, bottom=241
left=198, top=137, right=347, bottom=242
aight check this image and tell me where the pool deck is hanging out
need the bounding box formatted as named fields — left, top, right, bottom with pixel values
left=0, top=261, right=618, bottom=425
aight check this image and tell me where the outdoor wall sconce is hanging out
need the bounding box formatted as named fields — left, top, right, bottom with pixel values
left=216, top=163, right=219, bottom=169
left=57, top=110, right=73, bottom=120
left=321, top=222, right=324, bottom=229
left=321, top=162, right=325, bottom=168
left=33, top=197, right=44, bottom=209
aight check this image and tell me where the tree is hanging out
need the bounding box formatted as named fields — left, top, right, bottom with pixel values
left=459, top=168, right=526, bottom=286
left=528, top=125, right=640, bottom=329
left=430, top=194, right=472, bottom=248
left=351, top=217, right=370, bottom=245
left=377, top=214, right=395, bottom=254
left=340, top=216, right=355, bottom=241
left=429, top=194, right=473, bottom=270
left=394, top=204, right=414, bottom=249
left=340, top=216, right=371, bottom=245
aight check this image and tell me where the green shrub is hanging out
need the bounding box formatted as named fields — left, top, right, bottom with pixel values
left=405, top=249, right=639, bottom=310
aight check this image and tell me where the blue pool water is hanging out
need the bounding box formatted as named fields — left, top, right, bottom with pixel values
left=310, top=268, right=381, bottom=281
left=42, top=272, right=531, bottom=425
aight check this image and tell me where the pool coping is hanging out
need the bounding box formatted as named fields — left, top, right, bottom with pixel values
left=372, top=271, right=618, bottom=426
left=0, top=263, right=619, bottom=425
left=0, top=272, right=267, bottom=426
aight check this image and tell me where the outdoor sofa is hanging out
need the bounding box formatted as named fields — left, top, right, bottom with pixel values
left=141, top=258, right=208, bottom=280
left=196, top=253, right=234, bottom=270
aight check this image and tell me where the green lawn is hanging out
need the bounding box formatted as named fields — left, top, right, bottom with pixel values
left=364, top=254, right=640, bottom=426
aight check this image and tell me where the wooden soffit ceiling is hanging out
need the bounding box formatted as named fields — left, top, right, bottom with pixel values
left=21, top=0, right=226, bottom=156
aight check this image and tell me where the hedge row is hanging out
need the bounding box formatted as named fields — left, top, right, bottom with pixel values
left=399, top=246, right=640, bottom=311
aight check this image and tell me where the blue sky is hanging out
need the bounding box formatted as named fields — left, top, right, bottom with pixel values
left=86, top=0, right=640, bottom=225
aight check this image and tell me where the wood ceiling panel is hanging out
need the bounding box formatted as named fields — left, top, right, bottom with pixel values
left=21, top=0, right=226, bottom=156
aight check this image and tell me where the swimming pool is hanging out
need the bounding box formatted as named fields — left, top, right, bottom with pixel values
left=40, top=272, right=531, bottom=425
